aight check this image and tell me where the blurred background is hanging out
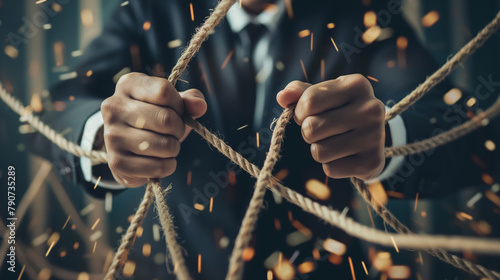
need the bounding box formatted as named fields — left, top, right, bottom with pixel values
left=0, top=0, right=499, bottom=279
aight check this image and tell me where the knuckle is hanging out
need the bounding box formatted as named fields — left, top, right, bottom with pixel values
left=322, top=163, right=336, bottom=178
left=116, top=72, right=134, bottom=88
left=108, top=153, right=125, bottom=172
left=157, top=159, right=177, bottom=177
left=101, top=97, right=120, bottom=121
left=310, top=143, right=327, bottom=163
left=347, top=74, right=373, bottom=96
left=301, top=91, right=318, bottom=115
left=157, top=108, right=174, bottom=128
left=301, top=117, right=318, bottom=144
left=364, top=99, right=385, bottom=119
left=159, top=137, right=180, bottom=157
left=157, top=79, right=173, bottom=97
left=103, top=127, right=121, bottom=144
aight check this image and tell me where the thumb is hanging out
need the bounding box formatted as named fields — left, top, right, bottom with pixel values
left=180, top=89, right=207, bottom=119
left=276, top=81, right=312, bottom=108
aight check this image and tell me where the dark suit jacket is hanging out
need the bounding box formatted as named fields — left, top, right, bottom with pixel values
left=28, top=0, right=496, bottom=278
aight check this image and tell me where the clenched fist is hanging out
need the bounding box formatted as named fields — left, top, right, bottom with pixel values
left=277, top=74, right=386, bottom=181
left=101, top=73, right=207, bottom=187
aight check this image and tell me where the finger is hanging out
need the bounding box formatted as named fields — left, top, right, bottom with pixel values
left=295, top=74, right=373, bottom=123
left=112, top=175, right=148, bottom=188
left=180, top=89, right=207, bottom=119
left=276, top=80, right=312, bottom=108
left=112, top=127, right=180, bottom=158
left=117, top=73, right=184, bottom=115
left=309, top=128, right=379, bottom=163
left=301, top=100, right=383, bottom=143
left=322, top=151, right=384, bottom=180
left=109, top=153, right=177, bottom=179
left=125, top=100, right=186, bottom=139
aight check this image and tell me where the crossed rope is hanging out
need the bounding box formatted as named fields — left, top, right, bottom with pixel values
left=1, top=0, right=500, bottom=279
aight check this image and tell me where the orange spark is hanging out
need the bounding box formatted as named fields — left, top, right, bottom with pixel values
left=190, top=3, right=194, bottom=21
left=300, top=60, right=309, bottom=82
left=93, top=176, right=101, bottom=189
left=220, top=50, right=234, bottom=70
left=348, top=257, right=356, bottom=280
left=330, top=37, right=339, bottom=52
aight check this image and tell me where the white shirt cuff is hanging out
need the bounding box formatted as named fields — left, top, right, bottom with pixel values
left=80, top=111, right=126, bottom=190
left=366, top=106, right=407, bottom=183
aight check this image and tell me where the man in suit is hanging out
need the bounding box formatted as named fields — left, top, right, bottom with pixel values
left=30, top=0, right=492, bottom=278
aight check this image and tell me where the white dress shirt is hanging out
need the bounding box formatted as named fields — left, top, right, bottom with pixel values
left=80, top=3, right=407, bottom=189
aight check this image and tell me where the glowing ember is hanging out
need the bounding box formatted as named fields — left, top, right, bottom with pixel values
left=362, top=25, right=381, bottom=44
left=421, top=11, right=440, bottom=28
left=221, top=50, right=234, bottom=70
left=396, top=36, right=408, bottom=50
left=198, top=254, right=202, bottom=273
left=330, top=37, right=339, bottom=52
left=323, top=238, right=346, bottom=256
left=387, top=265, right=411, bottom=279
left=93, top=176, right=101, bottom=189
left=190, top=3, right=195, bottom=21
left=91, top=218, right=100, bottom=230
left=53, top=42, right=65, bottom=66
left=4, top=45, right=18, bottom=59
left=143, top=243, right=151, bottom=257
left=300, top=60, right=308, bottom=82
left=368, top=180, right=388, bottom=206
left=466, top=97, right=477, bottom=107
left=273, top=258, right=295, bottom=280
left=364, top=11, right=377, bottom=28
left=443, top=88, right=462, bottom=105
left=77, top=272, right=90, bottom=280
left=143, top=21, right=151, bottom=31
left=361, top=261, right=369, bottom=275
left=348, top=257, right=356, bottom=280
left=194, top=203, right=205, bottom=211
left=305, top=179, right=331, bottom=200
left=485, top=190, right=500, bottom=207
left=168, top=39, right=182, bottom=48
left=485, top=140, right=496, bottom=151
left=242, top=247, right=255, bottom=261
left=390, top=236, right=399, bottom=253
left=456, top=212, right=473, bottom=221
left=297, top=261, right=315, bottom=274
left=373, top=252, right=392, bottom=271
left=298, top=29, right=311, bottom=38
left=123, top=261, right=136, bottom=277
left=30, top=93, right=43, bottom=112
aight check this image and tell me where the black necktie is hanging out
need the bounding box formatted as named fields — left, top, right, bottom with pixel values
left=236, top=23, right=267, bottom=129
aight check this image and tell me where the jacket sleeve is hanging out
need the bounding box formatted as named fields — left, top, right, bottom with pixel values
left=27, top=1, right=144, bottom=198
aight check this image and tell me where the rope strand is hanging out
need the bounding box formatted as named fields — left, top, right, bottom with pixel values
left=1, top=4, right=500, bottom=280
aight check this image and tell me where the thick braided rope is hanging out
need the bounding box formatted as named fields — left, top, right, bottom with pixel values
left=1, top=1, right=499, bottom=279
left=104, top=184, right=154, bottom=280
left=386, top=95, right=500, bottom=157
left=225, top=107, right=294, bottom=280
left=351, top=177, right=500, bottom=279
left=385, top=10, right=500, bottom=122
left=0, top=86, right=108, bottom=165
left=151, top=179, right=192, bottom=280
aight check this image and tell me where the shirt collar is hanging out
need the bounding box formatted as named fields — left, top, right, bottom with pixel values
left=225, top=2, right=284, bottom=34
